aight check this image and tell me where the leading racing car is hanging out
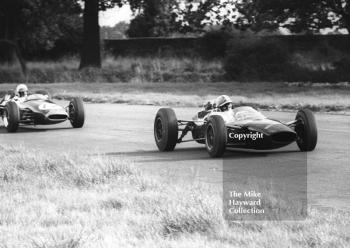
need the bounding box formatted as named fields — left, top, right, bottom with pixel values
left=0, top=90, right=85, bottom=132
left=154, top=105, right=317, bottom=157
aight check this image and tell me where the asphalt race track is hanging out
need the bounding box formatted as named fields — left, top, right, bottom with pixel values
left=0, top=103, right=349, bottom=211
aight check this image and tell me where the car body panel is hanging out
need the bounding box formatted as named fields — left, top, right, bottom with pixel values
left=190, top=106, right=297, bottom=150
left=1, top=94, right=69, bottom=125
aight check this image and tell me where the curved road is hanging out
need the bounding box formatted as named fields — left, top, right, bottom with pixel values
left=0, top=103, right=349, bottom=211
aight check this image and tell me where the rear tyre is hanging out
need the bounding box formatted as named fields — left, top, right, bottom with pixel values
left=295, top=109, right=317, bottom=151
left=154, top=108, right=178, bottom=151
left=205, top=115, right=227, bottom=157
left=3, top=101, right=20, bottom=133
left=69, top=97, right=85, bottom=128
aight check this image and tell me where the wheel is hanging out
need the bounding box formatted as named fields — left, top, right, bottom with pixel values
left=69, top=97, right=85, bottom=128
left=35, top=90, right=51, bottom=99
left=205, top=115, right=227, bottom=157
left=3, top=101, right=20, bottom=133
left=154, top=108, right=178, bottom=151
left=295, top=109, right=317, bottom=151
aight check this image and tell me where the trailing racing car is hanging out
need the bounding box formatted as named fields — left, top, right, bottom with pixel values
left=154, top=106, right=317, bottom=157
left=0, top=90, right=85, bottom=132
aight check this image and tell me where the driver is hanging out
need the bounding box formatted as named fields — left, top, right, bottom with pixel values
left=16, top=84, right=28, bottom=98
left=0, top=84, right=29, bottom=105
left=15, top=84, right=29, bottom=102
left=213, top=95, right=233, bottom=112
left=180, top=95, right=233, bottom=142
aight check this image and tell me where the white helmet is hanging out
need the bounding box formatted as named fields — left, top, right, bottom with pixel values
left=16, top=84, right=28, bottom=97
left=214, top=95, right=232, bottom=111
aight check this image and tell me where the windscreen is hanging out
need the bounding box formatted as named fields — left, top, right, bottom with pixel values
left=233, top=106, right=266, bottom=121
left=25, top=94, right=49, bottom=101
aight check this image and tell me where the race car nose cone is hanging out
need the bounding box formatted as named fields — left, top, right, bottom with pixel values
left=270, top=131, right=297, bottom=143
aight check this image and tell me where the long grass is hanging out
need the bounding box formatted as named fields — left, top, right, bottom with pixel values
left=0, top=145, right=349, bottom=247
left=0, top=56, right=224, bottom=84
left=1, top=55, right=349, bottom=112
left=1, top=41, right=349, bottom=84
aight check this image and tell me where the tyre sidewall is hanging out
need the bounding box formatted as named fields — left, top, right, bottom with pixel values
left=5, top=101, right=20, bottom=132
left=70, top=97, right=85, bottom=128
left=296, top=109, right=317, bottom=151
left=205, top=115, right=227, bottom=157
left=154, top=108, right=178, bottom=151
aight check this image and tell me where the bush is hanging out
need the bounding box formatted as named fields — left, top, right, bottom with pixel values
left=224, top=34, right=350, bottom=82
left=224, top=36, right=291, bottom=81
left=334, top=57, right=350, bottom=72
left=0, top=57, right=225, bottom=83
left=201, top=30, right=232, bottom=58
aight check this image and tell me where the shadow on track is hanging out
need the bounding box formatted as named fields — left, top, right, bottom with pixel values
left=0, top=126, right=72, bottom=134
left=100, top=146, right=300, bottom=164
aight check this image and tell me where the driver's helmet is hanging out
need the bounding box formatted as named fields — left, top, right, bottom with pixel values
left=214, top=95, right=232, bottom=112
left=15, top=84, right=28, bottom=97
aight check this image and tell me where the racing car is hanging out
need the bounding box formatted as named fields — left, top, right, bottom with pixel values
left=154, top=106, right=317, bottom=157
left=0, top=90, right=85, bottom=132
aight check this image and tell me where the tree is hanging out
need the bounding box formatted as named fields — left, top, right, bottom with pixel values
left=1, top=0, right=81, bottom=78
left=125, top=0, right=229, bottom=37
left=79, top=0, right=126, bottom=69
left=80, top=0, right=101, bottom=69
left=175, top=0, right=222, bottom=33
left=0, top=0, right=83, bottom=58
left=80, top=0, right=177, bottom=67
left=127, top=0, right=178, bottom=37
left=0, top=0, right=20, bottom=41
left=0, top=39, right=27, bottom=77
left=101, top=22, right=129, bottom=39
left=0, top=0, right=23, bottom=71
left=234, top=0, right=350, bottom=33
left=21, top=0, right=82, bottom=57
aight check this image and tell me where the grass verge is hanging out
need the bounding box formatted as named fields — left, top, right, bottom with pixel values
left=0, top=57, right=224, bottom=84
left=0, top=145, right=349, bottom=247
left=1, top=82, right=349, bottom=113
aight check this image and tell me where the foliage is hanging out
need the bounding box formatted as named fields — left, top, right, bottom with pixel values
left=223, top=33, right=350, bottom=81
left=98, top=0, right=124, bottom=10
left=0, top=0, right=83, bottom=58
left=125, top=0, right=236, bottom=36
left=126, top=0, right=179, bottom=37
left=175, top=0, right=222, bottom=33
left=0, top=56, right=224, bottom=83
left=201, top=29, right=233, bottom=58
left=101, top=22, right=129, bottom=39
left=333, top=56, right=350, bottom=71
left=235, top=0, right=350, bottom=33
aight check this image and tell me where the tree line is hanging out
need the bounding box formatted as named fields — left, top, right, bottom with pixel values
left=0, top=0, right=349, bottom=70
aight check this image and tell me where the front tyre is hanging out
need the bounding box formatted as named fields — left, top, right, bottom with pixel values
left=205, top=115, right=227, bottom=157
left=154, top=108, right=178, bottom=151
left=295, top=109, right=317, bottom=151
left=69, top=97, right=85, bottom=128
left=3, top=101, right=20, bottom=133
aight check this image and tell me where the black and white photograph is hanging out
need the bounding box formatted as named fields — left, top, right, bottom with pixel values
left=0, top=0, right=349, bottom=247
